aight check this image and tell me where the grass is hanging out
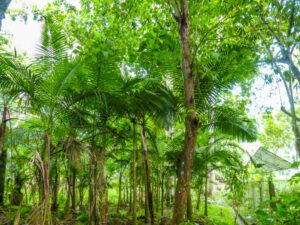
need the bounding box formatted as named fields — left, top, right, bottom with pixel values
left=195, top=202, right=236, bottom=225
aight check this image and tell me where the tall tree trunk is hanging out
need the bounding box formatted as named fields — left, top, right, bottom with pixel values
left=261, top=37, right=300, bottom=157
left=186, top=187, right=192, bottom=221
left=279, top=74, right=300, bottom=157
left=89, top=141, right=99, bottom=225
left=51, top=153, right=59, bottom=211
left=252, top=181, right=256, bottom=210
left=204, top=168, right=208, bottom=217
left=172, top=1, right=199, bottom=224
left=196, top=185, right=202, bottom=210
left=98, top=117, right=108, bottom=225
left=132, top=119, right=137, bottom=225
left=117, top=171, right=122, bottom=214
left=0, top=107, right=8, bottom=205
left=161, top=173, right=164, bottom=217
left=268, top=176, right=276, bottom=209
left=145, top=181, right=149, bottom=223
left=156, top=174, right=160, bottom=213
left=140, top=122, right=155, bottom=225
left=42, top=131, right=52, bottom=225
left=287, top=80, right=300, bottom=157
left=259, top=180, right=263, bottom=204
left=71, top=167, right=76, bottom=211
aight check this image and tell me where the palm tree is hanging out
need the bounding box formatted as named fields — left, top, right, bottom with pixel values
left=0, top=19, right=81, bottom=224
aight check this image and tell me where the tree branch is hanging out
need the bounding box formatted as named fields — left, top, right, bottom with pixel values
left=287, top=0, right=296, bottom=37
left=281, top=106, right=300, bottom=121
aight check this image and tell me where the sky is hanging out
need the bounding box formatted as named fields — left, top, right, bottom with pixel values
left=2, top=0, right=79, bottom=57
left=2, top=0, right=53, bottom=57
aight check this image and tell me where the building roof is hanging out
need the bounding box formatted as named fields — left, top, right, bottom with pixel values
left=251, top=147, right=291, bottom=172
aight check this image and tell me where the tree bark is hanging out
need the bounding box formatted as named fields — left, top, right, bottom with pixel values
left=71, top=167, right=76, bottom=211
left=42, top=131, right=52, bottom=225
left=280, top=75, right=300, bottom=157
left=140, top=122, right=155, bottom=225
left=259, top=180, right=263, bottom=204
left=117, top=171, right=122, bottom=214
left=51, top=153, right=59, bottom=211
left=132, top=119, right=137, bottom=225
left=172, top=1, right=199, bottom=224
left=196, top=185, right=202, bottom=210
left=0, top=107, right=8, bottom=205
left=161, top=172, right=164, bottom=217
left=98, top=117, right=108, bottom=225
left=89, top=141, right=99, bottom=225
left=204, top=168, right=208, bottom=217
left=268, top=176, right=276, bottom=209
left=186, top=187, right=192, bottom=221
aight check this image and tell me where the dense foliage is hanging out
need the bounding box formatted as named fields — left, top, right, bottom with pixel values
left=0, top=0, right=299, bottom=225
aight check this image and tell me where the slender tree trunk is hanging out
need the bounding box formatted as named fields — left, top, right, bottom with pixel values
left=172, top=1, right=199, bottom=223
left=140, top=122, right=155, bottom=225
left=0, top=107, right=8, bottom=205
left=156, top=174, right=160, bottom=213
left=252, top=181, right=256, bottom=210
left=42, top=131, right=52, bottom=225
left=89, top=141, right=98, bottom=225
left=186, top=187, right=192, bottom=221
left=117, top=171, right=122, bottom=214
left=161, top=173, right=164, bottom=217
left=51, top=153, right=59, bottom=211
left=287, top=80, right=300, bottom=157
left=98, top=117, right=108, bottom=225
left=79, top=178, right=84, bottom=209
left=71, top=167, right=76, bottom=211
left=129, top=173, right=132, bottom=213
left=132, top=119, right=137, bottom=225
left=166, top=176, right=170, bottom=207
left=145, top=182, right=149, bottom=223
left=279, top=74, right=300, bottom=157
left=196, top=185, right=202, bottom=210
left=204, top=168, right=208, bottom=217
left=262, top=40, right=300, bottom=157
left=259, top=180, right=263, bottom=204
left=268, top=176, right=276, bottom=209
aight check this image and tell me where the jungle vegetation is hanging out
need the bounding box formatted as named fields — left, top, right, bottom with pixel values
left=0, top=0, right=299, bottom=225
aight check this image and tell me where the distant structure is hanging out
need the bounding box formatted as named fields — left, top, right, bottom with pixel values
left=251, top=147, right=291, bottom=172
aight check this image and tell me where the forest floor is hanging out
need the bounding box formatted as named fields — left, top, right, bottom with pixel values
left=0, top=203, right=237, bottom=225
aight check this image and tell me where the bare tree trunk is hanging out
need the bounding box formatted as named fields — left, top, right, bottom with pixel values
left=117, top=172, right=122, bottom=214
left=140, top=122, right=155, bottom=225
left=259, top=180, right=263, bottom=204
left=0, top=107, right=8, bottom=205
left=71, top=167, right=76, bottom=211
left=98, top=117, right=108, bottom=225
left=186, top=187, right=192, bottom=221
left=42, top=131, right=52, bottom=225
left=89, top=141, right=99, bottom=225
left=204, top=168, right=208, bottom=217
left=268, top=176, right=276, bottom=209
left=161, top=172, right=164, bottom=217
left=145, top=181, right=149, bottom=223
left=132, top=119, right=137, bottom=225
left=172, top=1, right=199, bottom=224
left=51, top=153, right=59, bottom=211
left=196, top=185, right=202, bottom=210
